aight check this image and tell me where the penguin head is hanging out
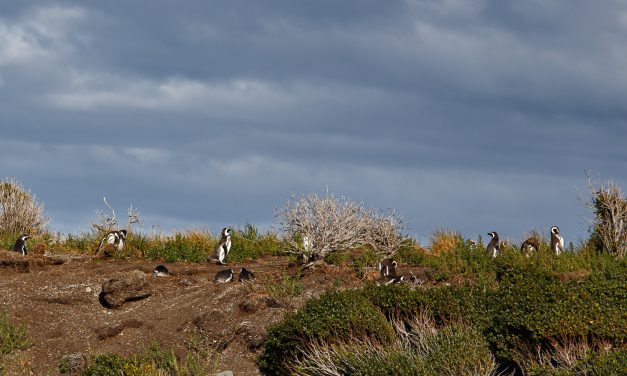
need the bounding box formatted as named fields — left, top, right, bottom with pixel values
left=19, top=234, right=30, bottom=241
left=488, top=231, right=498, bottom=239
left=551, top=226, right=559, bottom=235
left=118, top=230, right=128, bottom=239
left=222, top=228, right=231, bottom=237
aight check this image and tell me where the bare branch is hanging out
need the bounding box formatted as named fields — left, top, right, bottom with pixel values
left=275, top=193, right=405, bottom=262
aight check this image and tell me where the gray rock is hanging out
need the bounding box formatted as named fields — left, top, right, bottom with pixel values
left=214, top=371, right=233, bottom=376
left=99, top=270, right=151, bottom=308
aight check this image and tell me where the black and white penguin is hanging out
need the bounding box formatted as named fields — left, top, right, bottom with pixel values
left=152, top=265, right=170, bottom=278
left=214, top=269, right=234, bottom=283
left=520, top=237, right=540, bottom=256
left=486, top=231, right=500, bottom=258
left=238, top=267, right=255, bottom=281
left=208, top=228, right=232, bottom=264
left=12, top=234, right=29, bottom=256
left=97, top=229, right=127, bottom=253
left=550, top=226, right=565, bottom=255
left=378, top=259, right=397, bottom=278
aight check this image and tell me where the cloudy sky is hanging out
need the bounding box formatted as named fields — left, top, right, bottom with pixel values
left=1, top=0, right=626, bottom=244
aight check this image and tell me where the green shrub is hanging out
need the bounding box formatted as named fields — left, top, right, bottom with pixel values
left=421, top=324, right=495, bottom=376
left=394, top=239, right=426, bottom=265
left=257, top=289, right=394, bottom=376
left=323, top=249, right=350, bottom=265
left=487, top=269, right=627, bottom=360
left=228, top=224, right=287, bottom=263
left=81, top=341, right=212, bottom=375
left=292, top=340, right=424, bottom=376
left=423, top=239, right=495, bottom=283
left=144, top=232, right=212, bottom=263
left=0, top=309, right=31, bottom=355
left=290, top=318, right=495, bottom=376
left=363, top=283, right=492, bottom=330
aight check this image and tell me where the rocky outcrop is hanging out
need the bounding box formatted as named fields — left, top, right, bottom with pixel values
left=99, top=270, right=151, bottom=308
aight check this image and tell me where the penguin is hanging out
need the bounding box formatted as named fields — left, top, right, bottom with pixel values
left=12, top=234, right=29, bottom=256
left=468, top=239, right=478, bottom=249
left=213, top=269, right=234, bottom=283
left=378, top=258, right=398, bottom=278
left=520, top=237, right=540, bottom=256
left=486, top=232, right=500, bottom=258
left=97, top=229, right=127, bottom=253
left=152, top=265, right=170, bottom=278
left=377, top=274, right=405, bottom=286
left=116, top=230, right=127, bottom=251
left=238, top=267, right=255, bottom=281
left=208, top=228, right=232, bottom=264
left=550, top=226, right=565, bottom=255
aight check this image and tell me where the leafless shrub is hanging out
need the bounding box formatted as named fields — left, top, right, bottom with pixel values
left=290, top=312, right=499, bottom=376
left=91, top=196, right=142, bottom=234
left=0, top=178, right=49, bottom=236
left=584, top=173, right=627, bottom=257
left=275, top=193, right=405, bottom=262
left=513, top=336, right=601, bottom=374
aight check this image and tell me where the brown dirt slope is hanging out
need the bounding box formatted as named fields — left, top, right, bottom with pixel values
left=0, top=251, right=365, bottom=375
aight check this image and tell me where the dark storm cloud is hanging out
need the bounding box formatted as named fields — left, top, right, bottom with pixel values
left=1, top=1, right=626, bottom=242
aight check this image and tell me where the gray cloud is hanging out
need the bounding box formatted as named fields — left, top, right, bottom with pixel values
left=1, top=1, right=626, bottom=244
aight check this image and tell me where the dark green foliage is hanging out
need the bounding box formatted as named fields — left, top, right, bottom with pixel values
left=323, top=249, right=350, bottom=265
left=363, top=283, right=492, bottom=330
left=259, top=250, right=626, bottom=374
left=421, top=324, right=494, bottom=376
left=257, top=289, right=394, bottom=376
left=394, top=239, right=426, bottom=265
left=0, top=309, right=31, bottom=355
left=488, top=271, right=627, bottom=359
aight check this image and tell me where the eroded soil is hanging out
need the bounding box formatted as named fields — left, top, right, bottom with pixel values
left=0, top=250, right=373, bottom=375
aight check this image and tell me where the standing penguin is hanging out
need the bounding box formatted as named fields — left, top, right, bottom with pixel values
left=550, top=226, right=565, bottom=255
left=12, top=234, right=29, bottom=256
left=97, top=229, right=127, bottom=253
left=208, top=228, right=232, bottom=264
left=486, top=231, right=500, bottom=258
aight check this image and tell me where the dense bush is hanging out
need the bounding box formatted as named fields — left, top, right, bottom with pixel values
left=257, top=289, right=394, bottom=376
left=259, top=252, right=626, bottom=374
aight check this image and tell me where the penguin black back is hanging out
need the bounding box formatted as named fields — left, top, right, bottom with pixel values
left=12, top=234, right=29, bottom=256
left=378, top=259, right=398, bottom=278
left=520, top=237, right=540, bottom=253
left=214, top=269, right=234, bottom=283
left=238, top=267, right=255, bottom=281
left=152, top=264, right=169, bottom=277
